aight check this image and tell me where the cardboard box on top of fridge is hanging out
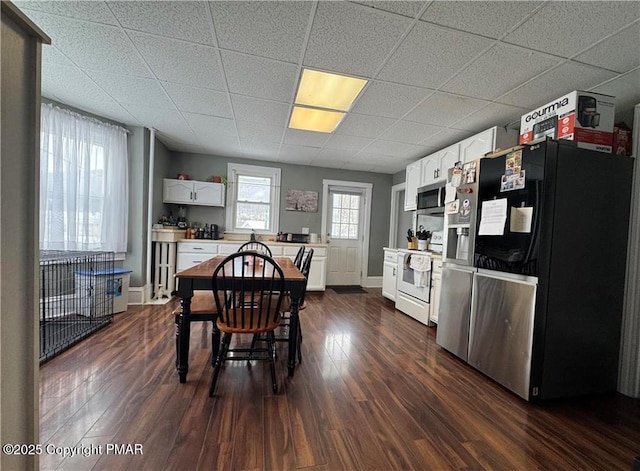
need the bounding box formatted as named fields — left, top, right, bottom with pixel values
left=519, top=91, right=615, bottom=153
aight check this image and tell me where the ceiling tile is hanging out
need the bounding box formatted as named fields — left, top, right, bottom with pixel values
left=363, top=139, right=418, bottom=157
left=236, top=121, right=284, bottom=144
left=378, top=22, right=494, bottom=89
left=451, top=102, right=528, bottom=132
left=304, top=1, right=412, bottom=77
left=220, top=51, right=298, bottom=102
left=503, top=2, right=640, bottom=58
left=84, top=70, right=175, bottom=109
left=336, top=114, right=396, bottom=138
left=108, top=1, right=215, bottom=45
left=405, top=92, right=488, bottom=127
left=42, top=46, right=75, bottom=67
left=497, top=61, right=618, bottom=110
left=22, top=11, right=152, bottom=77
left=129, top=31, right=226, bottom=90
left=123, top=104, right=194, bottom=137
left=278, top=145, right=320, bottom=164
left=324, top=134, right=372, bottom=153
left=200, top=139, right=242, bottom=157
left=421, top=1, right=543, bottom=39
left=283, top=129, right=330, bottom=148
left=590, top=68, right=640, bottom=114
left=441, top=43, right=562, bottom=100
left=182, top=113, right=238, bottom=141
left=379, top=120, right=442, bottom=144
left=211, top=1, right=312, bottom=62
left=424, top=128, right=474, bottom=149
left=230, top=95, right=290, bottom=127
left=351, top=81, right=434, bottom=119
left=14, top=1, right=118, bottom=24
left=43, top=63, right=117, bottom=108
left=240, top=139, right=281, bottom=159
left=162, top=82, right=231, bottom=117
left=353, top=1, right=428, bottom=19
left=574, top=22, right=640, bottom=73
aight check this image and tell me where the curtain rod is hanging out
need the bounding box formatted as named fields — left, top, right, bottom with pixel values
left=43, top=102, right=132, bottom=134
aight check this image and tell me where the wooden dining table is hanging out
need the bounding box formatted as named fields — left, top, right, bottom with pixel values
left=173, top=255, right=307, bottom=383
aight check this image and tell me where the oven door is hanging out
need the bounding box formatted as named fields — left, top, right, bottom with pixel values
left=396, top=252, right=431, bottom=303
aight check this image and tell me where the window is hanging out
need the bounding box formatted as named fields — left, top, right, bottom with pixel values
left=40, top=103, right=129, bottom=252
left=226, top=163, right=281, bottom=233
left=330, top=193, right=360, bottom=240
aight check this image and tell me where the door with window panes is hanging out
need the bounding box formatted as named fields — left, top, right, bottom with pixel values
left=327, top=190, right=363, bottom=286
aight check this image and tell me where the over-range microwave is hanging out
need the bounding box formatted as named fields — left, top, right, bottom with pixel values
left=416, top=182, right=446, bottom=214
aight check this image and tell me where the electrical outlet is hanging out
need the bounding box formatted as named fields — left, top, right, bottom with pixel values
left=302, top=227, right=309, bottom=235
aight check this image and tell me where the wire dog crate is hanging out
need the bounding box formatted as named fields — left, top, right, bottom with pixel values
left=39, top=250, right=115, bottom=363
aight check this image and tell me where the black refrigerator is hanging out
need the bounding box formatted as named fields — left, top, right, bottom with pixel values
left=468, top=138, right=633, bottom=401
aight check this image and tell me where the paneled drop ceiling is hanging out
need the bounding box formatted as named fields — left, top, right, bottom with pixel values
left=14, top=1, right=640, bottom=174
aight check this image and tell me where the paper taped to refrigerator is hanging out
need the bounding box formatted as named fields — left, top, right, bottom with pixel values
left=510, top=207, right=533, bottom=233
left=478, top=199, right=507, bottom=236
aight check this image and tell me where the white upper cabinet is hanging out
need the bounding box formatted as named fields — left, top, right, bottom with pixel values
left=163, top=179, right=225, bottom=207
left=459, top=127, right=496, bottom=163
left=404, top=161, right=422, bottom=211
left=421, top=143, right=460, bottom=187
left=404, top=126, right=518, bottom=210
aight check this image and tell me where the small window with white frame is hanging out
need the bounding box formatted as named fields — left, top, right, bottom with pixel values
left=226, top=163, right=281, bottom=234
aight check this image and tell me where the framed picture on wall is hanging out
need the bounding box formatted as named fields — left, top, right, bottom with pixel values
left=285, top=189, right=318, bottom=212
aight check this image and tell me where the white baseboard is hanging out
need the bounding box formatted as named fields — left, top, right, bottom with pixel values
left=364, top=276, right=382, bottom=288
left=128, top=284, right=152, bottom=305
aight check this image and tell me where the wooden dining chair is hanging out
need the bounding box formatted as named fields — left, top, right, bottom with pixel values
left=253, top=248, right=313, bottom=363
left=209, top=251, right=285, bottom=397
left=237, top=240, right=272, bottom=256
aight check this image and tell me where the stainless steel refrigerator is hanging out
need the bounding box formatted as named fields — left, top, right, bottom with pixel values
left=468, top=138, right=633, bottom=401
left=436, top=159, right=480, bottom=361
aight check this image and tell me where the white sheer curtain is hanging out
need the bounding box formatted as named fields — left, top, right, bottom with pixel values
left=40, top=103, right=129, bottom=252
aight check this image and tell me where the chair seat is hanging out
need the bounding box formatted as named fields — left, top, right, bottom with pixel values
left=216, top=317, right=281, bottom=334
left=172, top=291, right=219, bottom=316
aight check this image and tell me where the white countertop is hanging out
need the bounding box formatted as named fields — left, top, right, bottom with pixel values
left=178, top=238, right=329, bottom=248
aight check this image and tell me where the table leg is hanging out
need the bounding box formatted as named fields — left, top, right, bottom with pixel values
left=176, top=296, right=192, bottom=383
left=287, top=284, right=303, bottom=377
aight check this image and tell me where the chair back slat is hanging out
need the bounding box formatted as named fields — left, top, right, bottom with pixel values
left=238, top=241, right=272, bottom=256
left=294, top=245, right=305, bottom=269
left=300, top=248, right=313, bottom=306
left=212, top=251, right=284, bottom=332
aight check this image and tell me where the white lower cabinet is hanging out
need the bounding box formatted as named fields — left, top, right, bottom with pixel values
left=430, top=258, right=442, bottom=324
left=282, top=245, right=326, bottom=291
left=176, top=241, right=217, bottom=271
left=382, top=249, right=397, bottom=301
left=176, top=242, right=327, bottom=292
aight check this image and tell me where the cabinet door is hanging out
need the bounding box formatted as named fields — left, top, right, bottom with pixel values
left=429, top=276, right=440, bottom=324
left=382, top=262, right=396, bottom=301
left=307, top=257, right=326, bottom=291
left=163, top=179, right=194, bottom=204
left=192, top=181, right=224, bottom=207
left=438, top=143, right=460, bottom=179
left=419, top=155, right=439, bottom=187
left=459, top=127, right=495, bottom=163
left=404, top=161, right=421, bottom=211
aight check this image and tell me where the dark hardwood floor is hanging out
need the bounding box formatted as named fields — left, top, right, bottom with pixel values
left=39, top=289, right=640, bottom=470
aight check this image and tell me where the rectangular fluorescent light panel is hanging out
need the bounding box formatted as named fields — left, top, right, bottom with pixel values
left=295, top=69, right=367, bottom=112
left=289, top=69, right=367, bottom=132
left=289, top=106, right=345, bottom=133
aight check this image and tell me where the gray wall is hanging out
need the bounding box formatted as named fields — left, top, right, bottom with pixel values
left=1, top=3, right=48, bottom=469
left=123, top=127, right=149, bottom=287
left=163, top=153, right=393, bottom=277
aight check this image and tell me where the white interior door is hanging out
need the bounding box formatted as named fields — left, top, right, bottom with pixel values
left=326, top=188, right=364, bottom=286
